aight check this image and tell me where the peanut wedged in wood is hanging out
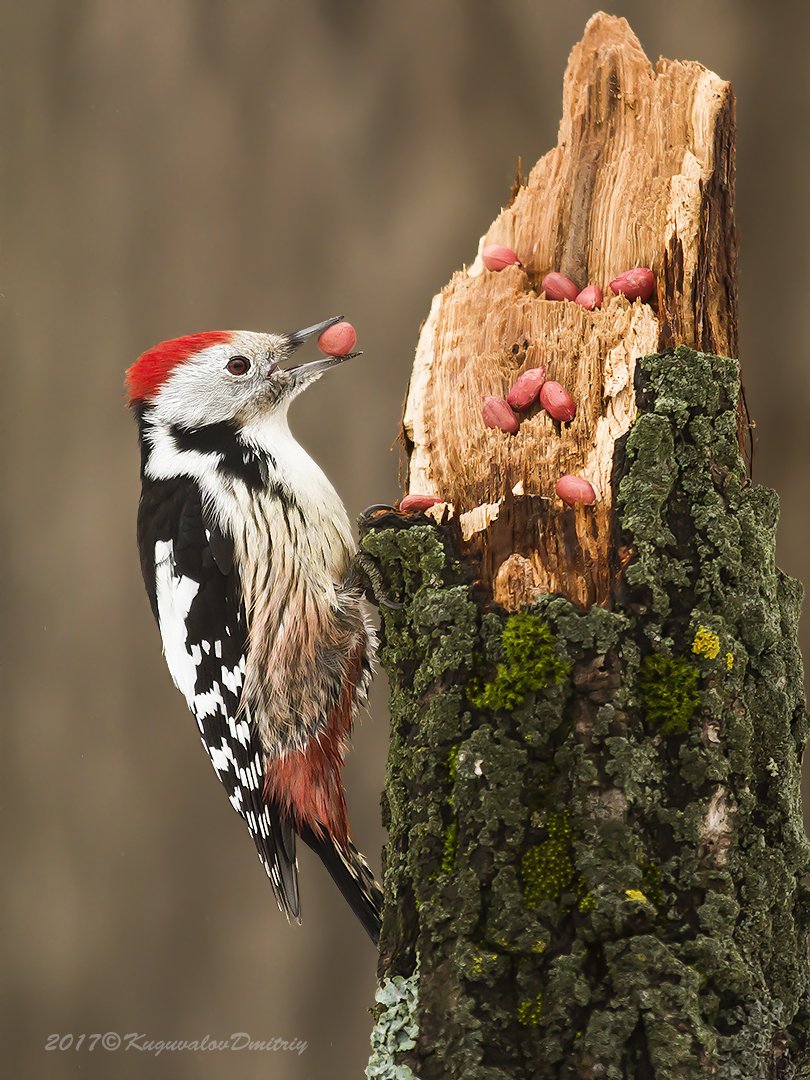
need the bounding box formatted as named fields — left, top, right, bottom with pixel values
left=402, top=13, right=738, bottom=611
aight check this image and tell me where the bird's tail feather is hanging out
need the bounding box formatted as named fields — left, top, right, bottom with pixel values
left=299, top=825, right=383, bottom=944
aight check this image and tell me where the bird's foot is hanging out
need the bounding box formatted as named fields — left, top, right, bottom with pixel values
left=347, top=550, right=404, bottom=610
left=357, top=503, right=400, bottom=529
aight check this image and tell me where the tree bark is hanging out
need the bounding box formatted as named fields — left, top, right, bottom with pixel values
left=363, top=15, right=809, bottom=1080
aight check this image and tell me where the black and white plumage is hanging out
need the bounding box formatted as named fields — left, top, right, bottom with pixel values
left=128, top=321, right=382, bottom=942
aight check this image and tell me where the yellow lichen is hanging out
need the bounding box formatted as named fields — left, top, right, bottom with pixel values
left=517, top=992, right=543, bottom=1026
left=724, top=651, right=734, bottom=670
left=625, top=888, right=649, bottom=904
left=692, top=625, right=721, bottom=660
left=468, top=950, right=497, bottom=979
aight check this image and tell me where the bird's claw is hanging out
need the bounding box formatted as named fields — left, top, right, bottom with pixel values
left=357, top=503, right=400, bottom=527
left=347, top=551, right=404, bottom=610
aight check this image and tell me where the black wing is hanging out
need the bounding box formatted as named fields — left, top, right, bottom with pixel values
left=137, top=474, right=300, bottom=920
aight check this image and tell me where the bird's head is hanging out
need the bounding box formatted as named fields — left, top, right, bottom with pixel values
left=125, top=317, right=353, bottom=428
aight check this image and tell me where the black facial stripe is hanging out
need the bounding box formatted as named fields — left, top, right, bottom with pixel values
left=168, top=421, right=275, bottom=490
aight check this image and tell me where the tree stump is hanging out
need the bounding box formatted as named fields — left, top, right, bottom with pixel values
left=403, top=11, right=739, bottom=613
left=364, top=14, right=809, bottom=1080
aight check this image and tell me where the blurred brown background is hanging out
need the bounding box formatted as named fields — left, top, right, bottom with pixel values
left=2, top=2, right=808, bottom=1078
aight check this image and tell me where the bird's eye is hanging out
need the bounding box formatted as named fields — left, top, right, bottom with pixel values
left=226, top=356, right=250, bottom=376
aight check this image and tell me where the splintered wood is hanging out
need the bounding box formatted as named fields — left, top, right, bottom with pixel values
left=404, top=13, right=737, bottom=611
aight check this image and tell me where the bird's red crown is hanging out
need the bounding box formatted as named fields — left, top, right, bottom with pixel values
left=125, top=331, right=233, bottom=404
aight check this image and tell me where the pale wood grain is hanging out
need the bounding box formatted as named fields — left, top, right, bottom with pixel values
left=403, top=12, right=737, bottom=610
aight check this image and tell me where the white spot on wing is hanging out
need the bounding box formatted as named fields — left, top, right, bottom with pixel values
left=193, top=685, right=224, bottom=719
left=154, top=539, right=201, bottom=705
left=209, top=739, right=236, bottom=774
left=221, top=658, right=244, bottom=694
left=226, top=713, right=251, bottom=746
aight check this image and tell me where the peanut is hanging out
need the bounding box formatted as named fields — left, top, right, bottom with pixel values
left=507, top=367, right=546, bottom=410
left=539, top=381, right=576, bottom=422
left=575, top=284, right=602, bottom=310
left=541, top=272, right=579, bottom=301
left=399, top=494, right=443, bottom=513
left=555, top=475, right=596, bottom=506
left=482, top=395, right=520, bottom=434
left=317, top=321, right=357, bottom=355
left=482, top=244, right=521, bottom=271
left=609, top=267, right=655, bottom=302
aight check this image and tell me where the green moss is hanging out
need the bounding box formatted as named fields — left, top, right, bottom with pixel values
left=446, top=744, right=460, bottom=782
left=435, top=745, right=462, bottom=878
left=639, top=857, right=665, bottom=909
left=638, top=653, right=701, bottom=735
left=521, top=812, right=575, bottom=907
left=441, top=820, right=458, bottom=876
left=466, top=948, right=501, bottom=980
left=517, top=992, right=544, bottom=1026
left=364, top=349, right=810, bottom=1078
left=469, top=612, right=568, bottom=712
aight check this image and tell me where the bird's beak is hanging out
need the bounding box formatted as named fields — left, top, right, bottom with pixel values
left=284, top=315, right=358, bottom=384
left=288, top=315, right=344, bottom=347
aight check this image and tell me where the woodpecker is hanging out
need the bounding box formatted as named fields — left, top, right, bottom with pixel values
left=127, top=317, right=383, bottom=942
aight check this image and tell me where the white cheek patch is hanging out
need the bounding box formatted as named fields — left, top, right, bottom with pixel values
left=154, top=540, right=201, bottom=706
left=145, top=422, right=224, bottom=485
left=147, top=332, right=282, bottom=433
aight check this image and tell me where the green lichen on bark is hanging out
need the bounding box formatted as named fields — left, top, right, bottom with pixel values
left=366, top=967, right=421, bottom=1080
left=363, top=348, right=810, bottom=1079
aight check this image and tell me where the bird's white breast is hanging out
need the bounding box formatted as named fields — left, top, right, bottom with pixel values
left=211, top=411, right=356, bottom=590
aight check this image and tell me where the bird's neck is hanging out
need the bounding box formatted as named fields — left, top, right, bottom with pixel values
left=137, top=406, right=355, bottom=566
left=137, top=406, right=283, bottom=490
